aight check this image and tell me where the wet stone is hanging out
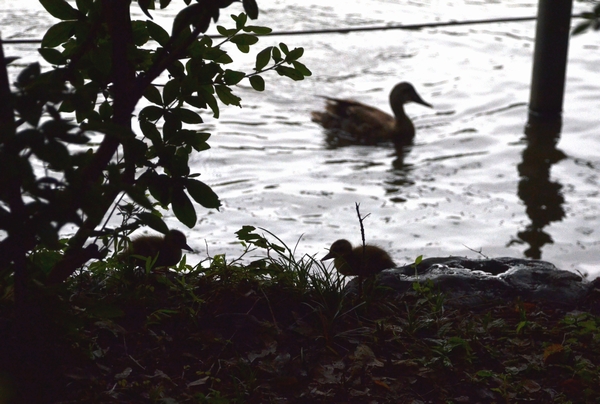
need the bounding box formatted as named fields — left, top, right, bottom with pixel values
left=371, top=257, right=592, bottom=309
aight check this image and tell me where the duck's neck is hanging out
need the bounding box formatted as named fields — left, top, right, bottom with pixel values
left=391, top=102, right=408, bottom=120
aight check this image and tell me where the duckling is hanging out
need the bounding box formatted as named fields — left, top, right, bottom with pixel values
left=311, top=82, right=432, bottom=146
left=321, top=239, right=396, bottom=277
left=120, top=229, right=193, bottom=269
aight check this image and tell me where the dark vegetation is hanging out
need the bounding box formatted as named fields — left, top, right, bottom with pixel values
left=3, top=229, right=600, bottom=403
left=2, top=0, right=600, bottom=402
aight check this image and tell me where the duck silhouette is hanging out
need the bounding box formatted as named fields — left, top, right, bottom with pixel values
left=120, top=229, right=193, bottom=269
left=321, top=239, right=396, bottom=277
left=311, top=82, right=432, bottom=148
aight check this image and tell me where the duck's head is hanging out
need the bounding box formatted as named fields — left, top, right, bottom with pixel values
left=166, top=230, right=193, bottom=251
left=389, top=82, right=432, bottom=115
left=321, top=239, right=353, bottom=261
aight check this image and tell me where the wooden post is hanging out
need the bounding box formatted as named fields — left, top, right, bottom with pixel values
left=528, top=0, right=573, bottom=127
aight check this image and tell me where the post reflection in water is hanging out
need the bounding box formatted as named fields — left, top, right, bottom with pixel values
left=512, top=120, right=567, bottom=259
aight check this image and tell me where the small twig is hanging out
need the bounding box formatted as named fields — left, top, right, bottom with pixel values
left=462, top=244, right=489, bottom=259
left=128, top=354, right=146, bottom=370
left=354, top=203, right=371, bottom=298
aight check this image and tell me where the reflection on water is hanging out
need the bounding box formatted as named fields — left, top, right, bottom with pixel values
left=512, top=120, right=566, bottom=258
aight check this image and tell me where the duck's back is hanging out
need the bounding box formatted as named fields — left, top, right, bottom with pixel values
left=353, top=245, right=396, bottom=276
left=312, top=97, right=396, bottom=143
left=122, top=236, right=183, bottom=268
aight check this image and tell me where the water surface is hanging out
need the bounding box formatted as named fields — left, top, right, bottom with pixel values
left=2, top=0, right=599, bottom=276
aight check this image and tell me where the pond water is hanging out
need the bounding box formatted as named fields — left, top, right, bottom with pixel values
left=2, top=0, right=600, bottom=277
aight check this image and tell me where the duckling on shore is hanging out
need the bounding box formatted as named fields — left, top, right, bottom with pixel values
left=311, top=82, right=432, bottom=147
left=321, top=239, right=396, bottom=277
left=119, top=229, right=192, bottom=269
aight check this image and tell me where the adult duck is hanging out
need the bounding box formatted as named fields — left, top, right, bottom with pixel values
left=311, top=82, right=432, bottom=147
left=321, top=239, right=396, bottom=277
left=120, top=229, right=193, bottom=269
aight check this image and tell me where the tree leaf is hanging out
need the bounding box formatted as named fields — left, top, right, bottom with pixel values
left=186, top=179, right=220, bottom=209
left=249, top=75, right=264, bottom=91
left=255, top=47, right=271, bottom=71
left=39, top=0, right=81, bottom=20
left=139, top=105, right=164, bottom=121
left=143, top=85, right=163, bottom=105
left=243, top=25, right=271, bottom=35
left=163, top=79, right=180, bottom=106
left=215, top=84, right=241, bottom=106
left=172, top=108, right=203, bottom=124
left=172, top=187, right=197, bottom=228
left=137, top=212, right=169, bottom=234
left=275, top=65, right=304, bottom=81
left=139, top=119, right=162, bottom=145
left=38, top=48, right=67, bottom=65
left=285, top=47, right=304, bottom=62
left=223, top=69, right=245, bottom=85
left=230, top=33, right=259, bottom=46
left=146, top=20, right=170, bottom=46
left=292, top=61, right=312, bottom=77
left=137, top=0, right=154, bottom=19
left=179, top=131, right=211, bottom=152
left=242, top=0, right=259, bottom=19
left=42, top=21, right=76, bottom=47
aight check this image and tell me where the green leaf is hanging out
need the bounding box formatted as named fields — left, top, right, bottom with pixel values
left=137, top=0, right=154, bottom=19
left=172, top=188, right=197, bottom=228
left=139, top=105, right=164, bottom=121
left=167, top=60, right=185, bottom=78
left=572, top=21, right=591, bottom=35
left=242, top=0, right=259, bottom=19
left=172, top=108, right=203, bottom=124
left=275, top=65, right=304, bottom=81
left=132, top=20, right=151, bottom=46
left=243, top=25, right=271, bottom=35
left=186, top=179, right=220, bottom=209
left=215, top=85, right=241, bottom=106
left=236, top=44, right=250, bottom=53
left=255, top=47, right=271, bottom=71
left=199, top=88, right=220, bottom=118
left=271, top=47, right=282, bottom=63
left=137, top=212, right=169, bottom=234
left=42, top=21, right=76, bottom=47
left=163, top=112, right=182, bottom=142
left=184, top=95, right=207, bottom=109
left=217, top=25, right=237, bottom=37
left=163, top=79, right=180, bottom=106
left=179, top=131, right=210, bottom=151
left=279, top=42, right=289, bottom=55
left=285, top=47, right=304, bottom=62
left=146, top=20, right=170, bottom=46
left=99, top=101, right=113, bottom=121
left=147, top=174, right=171, bottom=205
left=38, top=48, right=67, bottom=65
left=172, top=3, right=211, bottom=35
left=234, top=12, right=247, bottom=30
left=230, top=33, right=259, bottom=46
left=139, top=119, right=162, bottom=145
left=292, top=61, right=312, bottom=77
left=143, top=85, right=163, bottom=105
left=126, top=186, right=154, bottom=210
left=223, top=69, right=245, bottom=85
left=75, top=0, right=92, bottom=14
left=39, top=0, right=81, bottom=20
left=249, top=75, right=264, bottom=91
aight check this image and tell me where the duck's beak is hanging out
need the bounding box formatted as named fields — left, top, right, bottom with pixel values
left=321, top=251, right=334, bottom=261
left=182, top=242, right=193, bottom=252
left=413, top=93, right=433, bottom=109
